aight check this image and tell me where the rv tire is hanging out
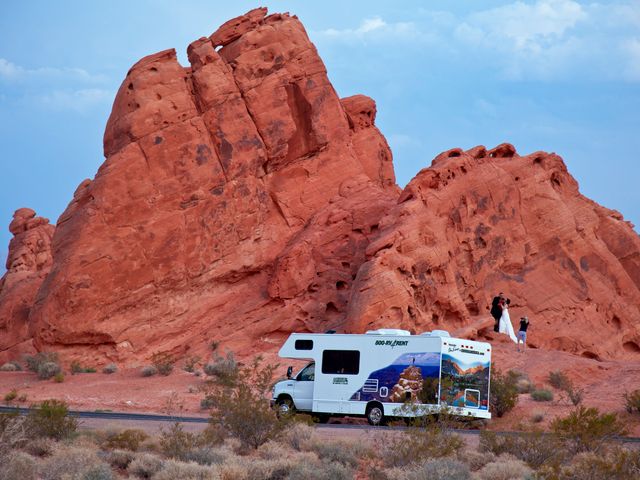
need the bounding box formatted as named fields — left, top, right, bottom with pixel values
left=276, top=397, right=294, bottom=419
left=366, top=403, right=385, bottom=426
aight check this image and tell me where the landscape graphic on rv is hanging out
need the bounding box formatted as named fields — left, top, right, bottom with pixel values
left=349, top=352, right=440, bottom=403
left=440, top=353, right=491, bottom=409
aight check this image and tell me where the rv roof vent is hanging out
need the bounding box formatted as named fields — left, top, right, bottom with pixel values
left=325, top=329, right=336, bottom=334
left=365, top=329, right=411, bottom=336
left=429, top=330, right=450, bottom=337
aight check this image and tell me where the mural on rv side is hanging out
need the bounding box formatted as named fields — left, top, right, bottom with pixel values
left=440, top=353, right=490, bottom=410
left=349, top=352, right=440, bottom=404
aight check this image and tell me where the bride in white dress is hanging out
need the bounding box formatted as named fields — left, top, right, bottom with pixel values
left=499, top=300, right=518, bottom=343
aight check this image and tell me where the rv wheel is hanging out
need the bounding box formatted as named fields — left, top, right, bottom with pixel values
left=276, top=398, right=294, bottom=418
left=366, top=404, right=385, bottom=426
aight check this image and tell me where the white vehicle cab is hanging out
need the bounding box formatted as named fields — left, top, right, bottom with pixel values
left=271, top=329, right=492, bottom=425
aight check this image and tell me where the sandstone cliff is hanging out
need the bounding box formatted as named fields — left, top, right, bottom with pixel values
left=0, top=9, right=638, bottom=366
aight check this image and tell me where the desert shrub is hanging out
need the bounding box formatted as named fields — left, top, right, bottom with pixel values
left=151, top=352, right=175, bottom=376
left=531, top=389, right=554, bottom=402
left=24, top=436, right=56, bottom=457
left=107, top=449, right=135, bottom=469
left=623, top=389, right=640, bottom=414
left=83, top=463, right=115, bottom=480
left=0, top=412, right=29, bottom=455
left=209, top=340, right=219, bottom=351
left=490, top=368, right=519, bottom=418
left=515, top=377, right=533, bottom=394
left=203, top=351, right=238, bottom=386
left=141, top=365, right=157, bottom=377
left=153, top=459, right=218, bottom=480
left=71, top=361, right=83, bottom=374
left=477, top=454, right=532, bottom=480
left=549, top=370, right=571, bottom=390
left=37, top=361, right=62, bottom=380
left=84, top=367, right=97, bottom=373
left=4, top=388, right=18, bottom=402
left=200, top=396, right=215, bottom=409
left=549, top=447, right=640, bottom=480
left=54, top=372, right=65, bottom=383
left=39, top=447, right=111, bottom=480
left=457, top=448, right=496, bottom=471
left=204, top=354, right=287, bottom=451
left=128, top=452, right=164, bottom=478
left=287, top=460, right=353, bottom=480
left=531, top=411, right=545, bottom=423
left=26, top=399, right=78, bottom=440
left=102, top=363, right=117, bottom=374
left=159, top=422, right=200, bottom=460
left=405, top=457, right=470, bottom=480
left=181, top=446, right=228, bottom=466
left=307, top=439, right=364, bottom=467
left=378, top=421, right=463, bottom=467
left=479, top=430, right=564, bottom=469
left=104, top=429, right=148, bottom=451
left=183, top=356, right=201, bottom=373
left=283, top=422, right=317, bottom=451
left=551, top=406, right=628, bottom=454
left=0, top=450, right=38, bottom=480
left=24, top=352, right=59, bottom=372
left=1, top=362, right=18, bottom=372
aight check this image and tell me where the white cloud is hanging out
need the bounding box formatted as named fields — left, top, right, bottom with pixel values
left=624, top=37, right=640, bottom=81
left=0, top=58, right=107, bottom=83
left=35, top=89, right=113, bottom=112
left=319, top=16, right=420, bottom=41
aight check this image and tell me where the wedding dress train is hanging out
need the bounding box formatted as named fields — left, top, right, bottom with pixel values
left=499, top=306, right=518, bottom=343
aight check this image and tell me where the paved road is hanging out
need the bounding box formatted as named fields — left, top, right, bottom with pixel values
left=2, top=406, right=638, bottom=445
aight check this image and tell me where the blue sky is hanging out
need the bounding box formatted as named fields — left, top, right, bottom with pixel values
left=1, top=0, right=639, bottom=272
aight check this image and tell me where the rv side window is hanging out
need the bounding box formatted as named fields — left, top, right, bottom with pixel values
left=321, top=350, right=360, bottom=375
left=295, top=339, right=313, bottom=350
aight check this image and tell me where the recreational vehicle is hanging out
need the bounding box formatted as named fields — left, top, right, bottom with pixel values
left=271, top=329, right=491, bottom=425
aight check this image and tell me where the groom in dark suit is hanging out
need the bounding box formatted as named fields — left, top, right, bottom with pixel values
left=491, top=292, right=504, bottom=332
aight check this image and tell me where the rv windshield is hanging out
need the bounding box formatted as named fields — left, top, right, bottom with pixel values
left=297, top=362, right=315, bottom=381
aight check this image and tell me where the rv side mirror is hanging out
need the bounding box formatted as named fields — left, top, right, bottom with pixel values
left=286, top=366, right=293, bottom=379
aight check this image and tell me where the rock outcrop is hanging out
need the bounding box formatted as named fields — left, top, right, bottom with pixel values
left=0, top=209, right=54, bottom=362
left=0, top=9, right=638, bottom=366
left=343, top=145, right=640, bottom=360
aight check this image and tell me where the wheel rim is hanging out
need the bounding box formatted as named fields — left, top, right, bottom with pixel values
left=278, top=402, right=290, bottom=415
left=369, top=407, right=382, bottom=424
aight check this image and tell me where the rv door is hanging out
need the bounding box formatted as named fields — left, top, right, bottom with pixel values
left=293, top=362, right=315, bottom=411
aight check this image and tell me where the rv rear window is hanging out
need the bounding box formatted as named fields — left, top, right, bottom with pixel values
left=321, top=350, right=360, bottom=375
left=295, top=339, right=313, bottom=350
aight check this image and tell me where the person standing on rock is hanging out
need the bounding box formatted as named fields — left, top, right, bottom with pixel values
left=498, top=297, right=518, bottom=343
left=491, top=292, right=503, bottom=332
left=517, top=317, right=530, bottom=352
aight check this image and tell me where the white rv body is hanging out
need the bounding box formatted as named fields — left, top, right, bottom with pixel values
left=272, top=330, right=492, bottom=424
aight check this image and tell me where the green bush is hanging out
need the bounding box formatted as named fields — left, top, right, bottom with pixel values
left=37, top=361, right=61, bottom=380
left=549, top=370, right=572, bottom=390
left=159, top=422, right=200, bottom=460
left=479, top=430, right=565, bottom=469
left=26, top=399, right=78, bottom=440
left=183, top=356, right=200, bottom=373
left=531, top=389, right=554, bottom=402
left=551, top=406, right=628, bottom=454
left=307, top=439, right=364, bottom=467
left=4, top=389, right=18, bottom=402
left=0, top=362, right=18, bottom=372
left=128, top=452, right=164, bottom=478
left=24, top=352, right=59, bottom=373
left=203, top=351, right=238, bottom=386
left=405, top=458, right=471, bottom=480
left=623, top=389, right=640, bottom=414
left=102, top=363, right=117, bottom=374
left=104, top=428, right=148, bottom=451
left=53, top=372, right=65, bottom=383
left=204, top=355, right=285, bottom=451
left=490, top=368, right=519, bottom=417
left=141, top=365, right=157, bottom=377
left=550, top=447, right=640, bottom=480
left=151, top=352, right=175, bottom=376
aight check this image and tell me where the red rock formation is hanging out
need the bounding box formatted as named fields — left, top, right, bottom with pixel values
left=22, top=9, right=396, bottom=364
left=0, top=209, right=54, bottom=362
left=343, top=145, right=640, bottom=360
left=0, top=9, right=638, bottom=368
